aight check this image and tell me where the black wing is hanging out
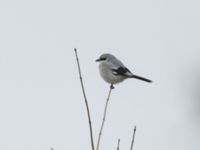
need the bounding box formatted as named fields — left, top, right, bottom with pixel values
left=112, top=67, right=132, bottom=76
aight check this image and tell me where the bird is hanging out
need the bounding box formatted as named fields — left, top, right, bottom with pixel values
left=96, top=53, right=152, bottom=88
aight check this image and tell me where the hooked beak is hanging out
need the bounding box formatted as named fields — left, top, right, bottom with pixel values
left=95, top=58, right=101, bottom=62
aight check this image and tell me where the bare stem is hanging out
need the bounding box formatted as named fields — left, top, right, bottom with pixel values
left=96, top=85, right=113, bottom=150
left=117, top=139, right=120, bottom=150
left=74, top=48, right=95, bottom=150
left=130, top=126, right=136, bottom=150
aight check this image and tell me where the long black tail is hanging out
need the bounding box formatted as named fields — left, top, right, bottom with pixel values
left=131, top=74, right=152, bottom=83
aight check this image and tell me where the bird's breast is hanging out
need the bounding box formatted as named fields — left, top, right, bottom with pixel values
left=99, top=62, right=126, bottom=84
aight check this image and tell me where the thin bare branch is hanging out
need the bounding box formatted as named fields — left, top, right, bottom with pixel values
left=74, top=48, right=95, bottom=150
left=117, top=139, right=120, bottom=150
left=96, top=85, right=114, bottom=150
left=130, top=126, right=136, bottom=150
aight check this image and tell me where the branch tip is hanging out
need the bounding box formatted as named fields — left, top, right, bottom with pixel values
left=96, top=85, right=113, bottom=150
left=74, top=48, right=95, bottom=150
left=117, top=138, right=120, bottom=150
left=130, top=126, right=137, bottom=150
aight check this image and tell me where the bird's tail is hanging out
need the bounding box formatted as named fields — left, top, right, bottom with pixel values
left=130, top=74, right=152, bottom=83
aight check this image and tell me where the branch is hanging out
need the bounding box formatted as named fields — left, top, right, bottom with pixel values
left=96, top=85, right=114, bottom=150
left=74, top=48, right=95, bottom=150
left=130, top=126, right=136, bottom=150
left=117, top=139, right=120, bottom=150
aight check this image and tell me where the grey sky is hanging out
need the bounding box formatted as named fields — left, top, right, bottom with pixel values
left=0, top=0, right=200, bottom=150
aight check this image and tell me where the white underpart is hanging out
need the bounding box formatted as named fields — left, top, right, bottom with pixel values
left=99, top=61, right=128, bottom=84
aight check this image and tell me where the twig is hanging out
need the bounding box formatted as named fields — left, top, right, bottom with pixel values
left=130, top=126, right=136, bottom=150
left=74, top=48, right=95, bottom=150
left=96, top=85, right=114, bottom=150
left=117, top=139, right=120, bottom=150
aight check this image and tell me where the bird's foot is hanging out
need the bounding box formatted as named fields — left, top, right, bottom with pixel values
left=110, top=84, right=114, bottom=89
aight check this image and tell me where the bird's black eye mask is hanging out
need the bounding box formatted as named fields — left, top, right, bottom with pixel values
left=96, top=57, right=106, bottom=62
left=100, top=57, right=106, bottom=61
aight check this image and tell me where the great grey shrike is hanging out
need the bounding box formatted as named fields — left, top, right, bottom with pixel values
left=96, top=53, right=152, bottom=88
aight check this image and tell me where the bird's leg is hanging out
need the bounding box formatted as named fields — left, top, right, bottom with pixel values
left=110, top=84, right=114, bottom=89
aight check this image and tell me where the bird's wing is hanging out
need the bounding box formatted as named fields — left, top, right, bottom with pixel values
left=112, top=67, right=133, bottom=77
left=110, top=57, right=125, bottom=68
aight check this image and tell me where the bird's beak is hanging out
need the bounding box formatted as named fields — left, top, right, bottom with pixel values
left=96, top=58, right=101, bottom=62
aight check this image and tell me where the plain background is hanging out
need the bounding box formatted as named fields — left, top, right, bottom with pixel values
left=0, top=0, right=200, bottom=150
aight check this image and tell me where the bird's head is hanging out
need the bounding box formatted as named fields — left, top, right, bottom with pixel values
left=96, top=53, right=115, bottom=62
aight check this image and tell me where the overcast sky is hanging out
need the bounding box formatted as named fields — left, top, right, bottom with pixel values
left=0, top=0, right=200, bottom=150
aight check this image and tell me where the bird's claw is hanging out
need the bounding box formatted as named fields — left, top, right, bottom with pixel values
left=110, top=84, right=114, bottom=89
